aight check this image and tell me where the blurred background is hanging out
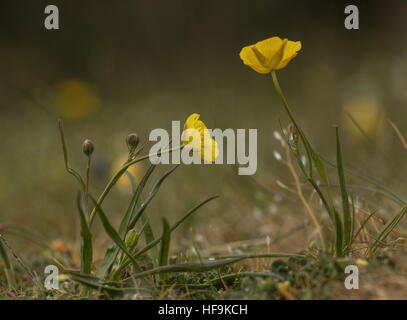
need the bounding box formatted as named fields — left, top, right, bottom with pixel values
left=1, top=0, right=407, bottom=259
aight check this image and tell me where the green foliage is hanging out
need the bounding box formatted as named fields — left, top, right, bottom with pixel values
left=270, top=71, right=407, bottom=257
left=0, top=237, right=16, bottom=290
left=55, top=122, right=299, bottom=298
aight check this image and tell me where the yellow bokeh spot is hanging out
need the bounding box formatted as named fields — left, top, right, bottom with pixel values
left=50, top=239, right=68, bottom=255
left=112, top=155, right=143, bottom=194
left=54, top=79, right=99, bottom=119
left=343, top=96, right=384, bottom=140
left=356, top=258, right=368, bottom=267
left=58, top=274, right=70, bottom=282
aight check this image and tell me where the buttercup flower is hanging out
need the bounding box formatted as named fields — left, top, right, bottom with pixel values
left=182, top=113, right=219, bottom=162
left=239, top=36, right=301, bottom=73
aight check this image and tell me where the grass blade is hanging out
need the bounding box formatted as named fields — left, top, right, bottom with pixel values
left=127, top=165, right=179, bottom=230
left=159, top=218, right=171, bottom=267
left=57, top=119, right=85, bottom=190
left=353, top=210, right=377, bottom=241
left=336, top=127, right=353, bottom=250
left=65, top=271, right=124, bottom=293
left=97, top=165, right=157, bottom=278
left=89, top=195, right=142, bottom=273
left=0, top=237, right=16, bottom=290
left=158, top=218, right=171, bottom=280
left=369, top=204, right=407, bottom=255
left=0, top=224, right=50, bottom=249
left=138, top=195, right=220, bottom=257
left=131, top=253, right=303, bottom=279
left=110, top=195, right=219, bottom=277
left=142, top=213, right=159, bottom=267
left=333, top=207, right=344, bottom=255
left=76, top=192, right=93, bottom=275
left=119, top=164, right=157, bottom=237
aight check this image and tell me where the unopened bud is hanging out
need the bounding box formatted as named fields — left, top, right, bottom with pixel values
left=126, top=133, right=139, bottom=152
left=82, top=139, right=94, bottom=156
left=125, top=229, right=139, bottom=249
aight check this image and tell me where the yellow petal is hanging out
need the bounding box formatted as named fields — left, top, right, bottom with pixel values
left=239, top=37, right=284, bottom=73
left=239, top=46, right=271, bottom=74
left=184, top=113, right=200, bottom=131
left=240, top=37, right=301, bottom=73
left=253, top=37, right=285, bottom=69
left=275, top=41, right=302, bottom=70
left=182, top=128, right=202, bottom=150
left=182, top=113, right=219, bottom=162
left=201, top=134, right=219, bottom=162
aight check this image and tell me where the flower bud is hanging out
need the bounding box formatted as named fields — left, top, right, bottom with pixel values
left=125, top=229, right=139, bottom=249
left=126, top=133, right=139, bottom=152
left=82, top=139, right=94, bottom=156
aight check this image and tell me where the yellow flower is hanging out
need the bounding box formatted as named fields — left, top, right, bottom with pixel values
left=239, top=36, right=301, bottom=73
left=182, top=113, right=219, bottom=162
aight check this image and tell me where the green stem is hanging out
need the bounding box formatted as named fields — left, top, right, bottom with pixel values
left=271, top=71, right=300, bottom=129
left=271, top=70, right=331, bottom=251
left=85, top=154, right=92, bottom=213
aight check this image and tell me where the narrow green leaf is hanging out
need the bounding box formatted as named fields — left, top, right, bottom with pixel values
left=110, top=196, right=219, bottom=277
left=333, top=207, right=344, bottom=256
left=160, top=271, right=285, bottom=289
left=369, top=204, right=407, bottom=255
left=141, top=213, right=158, bottom=267
left=132, top=253, right=303, bottom=279
left=97, top=165, right=157, bottom=278
left=137, top=195, right=219, bottom=257
left=0, top=238, right=16, bottom=290
left=158, top=218, right=171, bottom=281
left=1, top=224, right=50, bottom=249
left=119, top=164, right=157, bottom=237
left=127, top=165, right=179, bottom=230
left=57, top=119, right=85, bottom=190
left=95, top=245, right=117, bottom=279
left=320, top=156, right=405, bottom=206
left=336, top=127, right=353, bottom=250
left=353, top=210, right=377, bottom=241
left=66, top=271, right=124, bottom=293
left=89, top=195, right=142, bottom=273
left=159, top=218, right=171, bottom=267
left=97, top=165, right=176, bottom=278
left=76, top=192, right=93, bottom=275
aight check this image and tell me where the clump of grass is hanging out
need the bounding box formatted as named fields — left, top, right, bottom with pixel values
left=52, top=118, right=300, bottom=299
left=270, top=70, right=406, bottom=258
left=0, top=235, right=16, bottom=291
